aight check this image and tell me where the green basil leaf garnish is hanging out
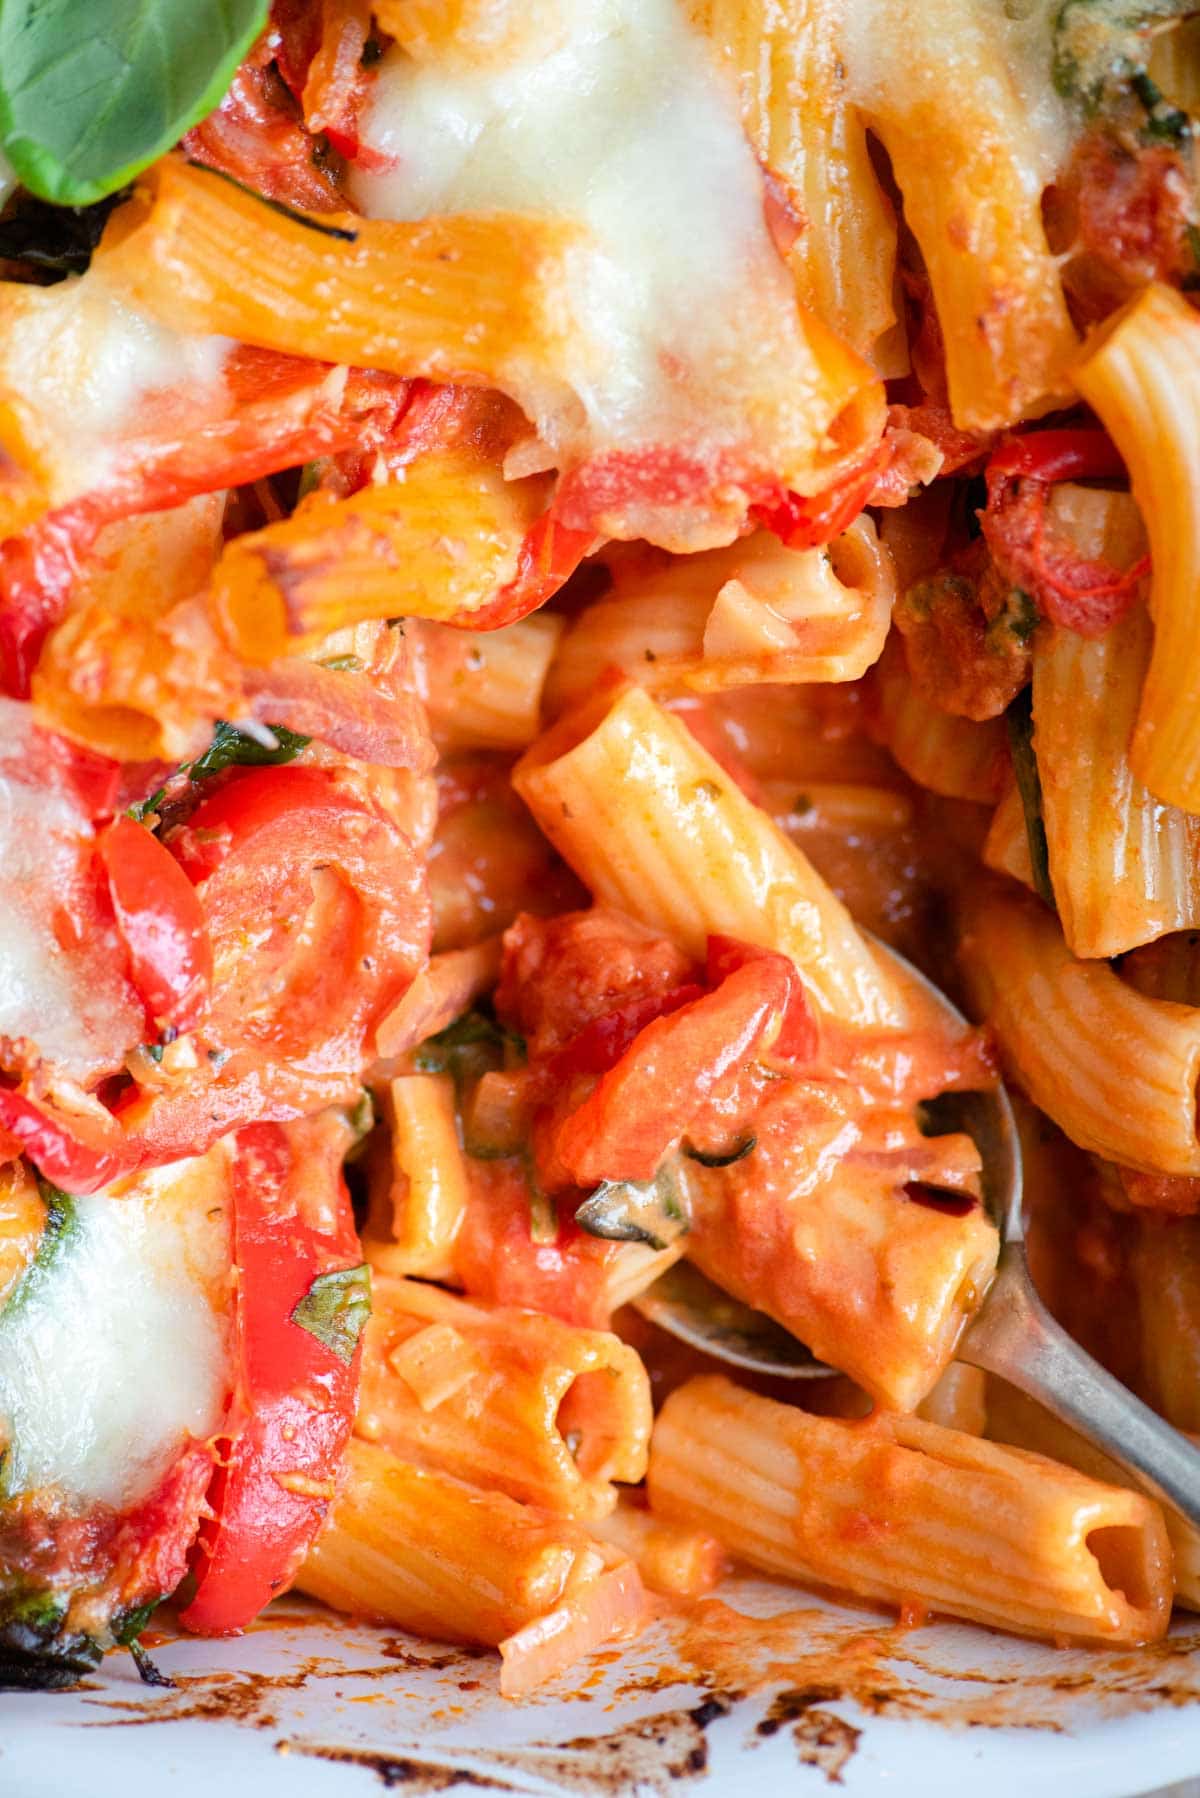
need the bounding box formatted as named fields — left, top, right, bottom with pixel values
left=0, top=1, right=270, bottom=207
left=291, top=1263, right=371, bottom=1364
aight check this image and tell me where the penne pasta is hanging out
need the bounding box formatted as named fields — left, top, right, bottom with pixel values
left=1033, top=594, right=1200, bottom=958
left=959, top=882, right=1200, bottom=1175
left=515, top=682, right=906, bottom=1026
left=356, top=1273, right=652, bottom=1518
left=1073, top=284, right=1200, bottom=812
left=682, top=1080, right=998, bottom=1411
left=212, top=448, right=552, bottom=662
left=648, top=1375, right=1172, bottom=1646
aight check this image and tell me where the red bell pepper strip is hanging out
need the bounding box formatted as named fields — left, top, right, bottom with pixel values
left=704, top=935, right=817, bottom=1066
left=985, top=428, right=1128, bottom=485
left=981, top=427, right=1148, bottom=636
left=546, top=983, right=705, bottom=1082
left=0, top=1088, right=137, bottom=1194
left=751, top=442, right=889, bottom=551
left=552, top=957, right=811, bottom=1185
left=98, top=817, right=212, bottom=1035
left=179, top=1120, right=366, bottom=1635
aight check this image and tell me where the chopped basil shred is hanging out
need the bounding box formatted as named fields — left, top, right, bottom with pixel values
left=126, top=720, right=310, bottom=822
left=684, top=1134, right=757, bottom=1169
left=0, top=2, right=271, bottom=206
left=1, top=1181, right=77, bottom=1322
left=189, top=720, right=311, bottom=779
left=291, top=1263, right=372, bottom=1364
left=576, top=1157, right=691, bottom=1252
left=1052, top=2, right=1194, bottom=131
left=1005, top=686, right=1055, bottom=909
left=185, top=162, right=360, bottom=242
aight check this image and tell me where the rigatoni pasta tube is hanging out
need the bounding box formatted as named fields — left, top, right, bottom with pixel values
left=846, top=0, right=1077, bottom=429
left=648, top=1376, right=1172, bottom=1647
left=592, top=1501, right=726, bottom=1598
left=212, top=451, right=551, bottom=663
left=985, top=1378, right=1200, bottom=1615
left=1073, top=284, right=1200, bottom=812
left=100, top=157, right=579, bottom=392
left=299, top=1438, right=613, bottom=1647
left=872, top=634, right=1006, bottom=804
left=1131, top=1218, right=1200, bottom=1436
left=356, top=1274, right=652, bottom=1519
left=1033, top=597, right=1200, bottom=959
left=365, top=1074, right=468, bottom=1282
left=686, top=0, right=899, bottom=367
left=514, top=682, right=905, bottom=1026
left=412, top=613, right=563, bottom=751
left=959, top=882, right=1200, bottom=1175
left=547, top=522, right=893, bottom=708
left=32, top=497, right=236, bottom=763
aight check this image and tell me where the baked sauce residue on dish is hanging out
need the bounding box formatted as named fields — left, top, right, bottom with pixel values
left=69, top=1593, right=1200, bottom=1792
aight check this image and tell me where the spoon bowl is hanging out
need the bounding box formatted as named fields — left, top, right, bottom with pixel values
left=632, top=940, right=1200, bottom=1531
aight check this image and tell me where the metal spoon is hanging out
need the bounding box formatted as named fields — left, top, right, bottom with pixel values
left=632, top=943, right=1200, bottom=1530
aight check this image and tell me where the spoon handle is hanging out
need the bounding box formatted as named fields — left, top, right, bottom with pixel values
left=960, top=1241, right=1200, bottom=1531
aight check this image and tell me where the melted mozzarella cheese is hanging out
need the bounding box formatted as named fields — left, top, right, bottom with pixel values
left=353, top=0, right=823, bottom=545
left=0, top=1152, right=232, bottom=1510
left=0, top=698, right=143, bottom=1080
left=0, top=273, right=230, bottom=500
left=840, top=0, right=1075, bottom=188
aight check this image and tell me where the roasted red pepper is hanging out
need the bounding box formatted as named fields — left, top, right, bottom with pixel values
left=179, top=1118, right=366, bottom=1635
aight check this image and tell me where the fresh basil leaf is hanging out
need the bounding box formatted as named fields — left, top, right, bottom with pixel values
left=414, top=1008, right=524, bottom=1090
left=190, top=719, right=310, bottom=779
left=291, top=1263, right=371, bottom=1364
left=1005, top=686, right=1055, bottom=910
left=576, top=1157, right=692, bottom=1252
left=0, top=1, right=270, bottom=207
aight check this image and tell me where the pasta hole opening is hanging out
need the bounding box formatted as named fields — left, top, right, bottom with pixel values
left=1085, top=1523, right=1154, bottom=1610
left=556, top=1369, right=622, bottom=1480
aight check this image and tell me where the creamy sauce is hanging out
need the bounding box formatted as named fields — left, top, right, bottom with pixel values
left=0, top=1153, right=232, bottom=1510
left=353, top=0, right=818, bottom=544
left=0, top=699, right=143, bottom=1080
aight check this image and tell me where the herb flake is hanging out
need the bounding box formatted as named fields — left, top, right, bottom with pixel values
left=291, top=1263, right=371, bottom=1364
